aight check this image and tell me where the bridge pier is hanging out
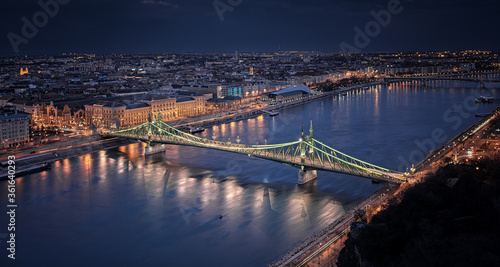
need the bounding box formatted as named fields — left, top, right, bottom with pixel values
left=145, top=143, right=166, bottom=155
left=298, top=169, right=317, bottom=184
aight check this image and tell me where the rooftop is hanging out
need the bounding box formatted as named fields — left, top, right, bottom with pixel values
left=207, top=98, right=228, bottom=103
left=176, top=97, right=195, bottom=103
left=223, top=95, right=242, bottom=100
left=0, top=109, right=29, bottom=119
left=126, top=103, right=148, bottom=109
left=270, top=84, right=310, bottom=95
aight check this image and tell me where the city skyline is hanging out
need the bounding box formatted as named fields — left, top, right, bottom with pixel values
left=1, top=0, right=499, bottom=55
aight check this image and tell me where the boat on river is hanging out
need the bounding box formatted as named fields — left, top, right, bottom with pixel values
left=0, top=162, right=51, bottom=180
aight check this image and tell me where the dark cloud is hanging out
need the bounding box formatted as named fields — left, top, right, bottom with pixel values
left=141, top=0, right=178, bottom=8
left=0, top=0, right=498, bottom=54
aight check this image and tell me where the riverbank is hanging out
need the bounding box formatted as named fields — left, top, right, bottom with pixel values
left=183, top=81, right=383, bottom=130
left=0, top=137, right=134, bottom=179
left=0, top=163, right=51, bottom=180
left=337, top=153, right=500, bottom=266
left=0, top=135, right=102, bottom=161
left=414, top=104, right=500, bottom=175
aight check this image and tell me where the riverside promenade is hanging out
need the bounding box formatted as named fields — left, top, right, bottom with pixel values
left=269, top=184, right=398, bottom=267
left=0, top=136, right=133, bottom=179
left=181, top=81, right=383, bottom=130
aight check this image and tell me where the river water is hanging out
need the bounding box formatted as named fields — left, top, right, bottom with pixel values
left=1, top=74, right=499, bottom=266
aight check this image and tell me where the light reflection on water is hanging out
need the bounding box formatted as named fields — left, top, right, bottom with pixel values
left=1, top=77, right=499, bottom=266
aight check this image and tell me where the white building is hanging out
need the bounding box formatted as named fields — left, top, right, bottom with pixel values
left=0, top=110, right=29, bottom=149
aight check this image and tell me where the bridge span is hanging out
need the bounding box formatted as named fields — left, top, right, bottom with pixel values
left=102, top=113, right=406, bottom=184
left=384, top=75, right=500, bottom=84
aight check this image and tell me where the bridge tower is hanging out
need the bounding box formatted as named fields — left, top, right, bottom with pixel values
left=298, top=122, right=317, bottom=184
left=144, top=111, right=166, bottom=155
left=308, top=120, right=314, bottom=158
left=300, top=123, right=306, bottom=165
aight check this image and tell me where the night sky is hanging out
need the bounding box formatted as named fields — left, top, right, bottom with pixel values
left=1, top=0, right=499, bottom=55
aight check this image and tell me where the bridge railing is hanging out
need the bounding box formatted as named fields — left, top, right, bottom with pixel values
left=304, top=142, right=405, bottom=181
left=311, top=139, right=394, bottom=173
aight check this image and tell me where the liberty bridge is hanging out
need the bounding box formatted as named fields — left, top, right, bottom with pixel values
left=102, top=112, right=407, bottom=184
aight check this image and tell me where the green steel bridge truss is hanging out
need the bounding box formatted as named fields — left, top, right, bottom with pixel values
left=104, top=117, right=407, bottom=184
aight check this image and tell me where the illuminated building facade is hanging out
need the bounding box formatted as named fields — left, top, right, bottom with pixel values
left=0, top=110, right=29, bottom=149
left=84, top=96, right=205, bottom=129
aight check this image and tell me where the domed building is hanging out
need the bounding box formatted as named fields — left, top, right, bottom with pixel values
left=261, top=84, right=311, bottom=103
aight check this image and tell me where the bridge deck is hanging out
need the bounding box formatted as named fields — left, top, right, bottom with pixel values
left=104, top=118, right=406, bottom=183
left=387, top=76, right=500, bottom=83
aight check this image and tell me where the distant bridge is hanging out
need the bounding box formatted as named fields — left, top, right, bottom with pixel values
left=103, top=113, right=406, bottom=184
left=384, top=75, right=500, bottom=85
